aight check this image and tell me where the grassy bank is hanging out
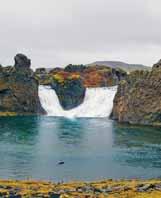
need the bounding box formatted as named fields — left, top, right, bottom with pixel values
left=0, top=179, right=161, bottom=197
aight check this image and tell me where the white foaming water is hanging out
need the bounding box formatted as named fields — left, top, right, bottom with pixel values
left=39, top=85, right=117, bottom=118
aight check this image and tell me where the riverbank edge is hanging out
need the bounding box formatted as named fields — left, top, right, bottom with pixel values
left=0, top=179, right=161, bottom=197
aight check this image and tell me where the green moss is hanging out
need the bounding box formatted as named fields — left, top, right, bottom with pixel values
left=53, top=74, right=65, bottom=83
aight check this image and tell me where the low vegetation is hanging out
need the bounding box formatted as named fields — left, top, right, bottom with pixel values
left=0, top=179, right=161, bottom=197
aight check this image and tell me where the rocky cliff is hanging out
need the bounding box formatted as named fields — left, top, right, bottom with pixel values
left=0, top=54, right=44, bottom=115
left=51, top=71, right=86, bottom=110
left=111, top=60, right=161, bottom=126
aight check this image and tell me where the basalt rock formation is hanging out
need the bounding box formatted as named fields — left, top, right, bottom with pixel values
left=0, top=54, right=44, bottom=115
left=51, top=71, right=86, bottom=110
left=111, top=60, right=161, bottom=126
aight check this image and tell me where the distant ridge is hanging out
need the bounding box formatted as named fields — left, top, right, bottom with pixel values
left=87, top=61, right=151, bottom=72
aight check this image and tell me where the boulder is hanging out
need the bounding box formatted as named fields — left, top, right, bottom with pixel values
left=51, top=71, right=86, bottom=110
left=111, top=60, right=161, bottom=126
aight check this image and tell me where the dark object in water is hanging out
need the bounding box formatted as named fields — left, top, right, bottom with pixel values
left=57, top=161, right=65, bottom=165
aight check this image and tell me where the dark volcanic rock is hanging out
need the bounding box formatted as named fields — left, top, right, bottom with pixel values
left=35, top=68, right=47, bottom=74
left=64, top=64, right=86, bottom=73
left=111, top=60, right=161, bottom=126
left=137, top=184, right=154, bottom=192
left=0, top=54, right=44, bottom=115
left=34, top=68, right=51, bottom=85
left=51, top=72, right=86, bottom=110
left=49, top=67, right=64, bottom=74
left=14, top=54, right=31, bottom=70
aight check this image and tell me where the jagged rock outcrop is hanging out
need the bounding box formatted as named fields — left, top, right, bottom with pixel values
left=14, top=54, right=31, bottom=70
left=0, top=54, right=44, bottom=115
left=111, top=60, right=161, bottom=126
left=51, top=71, right=86, bottom=110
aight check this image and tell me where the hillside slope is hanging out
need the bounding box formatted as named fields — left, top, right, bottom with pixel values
left=88, top=61, right=151, bottom=72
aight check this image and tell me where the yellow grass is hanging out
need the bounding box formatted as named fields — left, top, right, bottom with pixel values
left=0, top=179, right=160, bottom=197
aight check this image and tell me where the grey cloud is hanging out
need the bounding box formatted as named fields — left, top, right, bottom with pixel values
left=0, top=0, right=161, bottom=67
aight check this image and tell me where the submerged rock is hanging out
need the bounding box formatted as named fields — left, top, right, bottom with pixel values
left=111, top=60, right=161, bottom=126
left=51, top=71, right=86, bottom=110
left=0, top=54, right=44, bottom=115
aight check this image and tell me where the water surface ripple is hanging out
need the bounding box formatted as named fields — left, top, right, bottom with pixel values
left=0, top=116, right=161, bottom=181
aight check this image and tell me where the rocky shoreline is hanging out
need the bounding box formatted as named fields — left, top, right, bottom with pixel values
left=0, top=179, right=161, bottom=197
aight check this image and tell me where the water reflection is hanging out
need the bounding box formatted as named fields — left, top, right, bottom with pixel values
left=113, top=123, right=161, bottom=147
left=113, top=123, right=161, bottom=169
left=0, top=116, right=39, bottom=144
left=0, top=116, right=40, bottom=179
left=56, top=118, right=85, bottom=146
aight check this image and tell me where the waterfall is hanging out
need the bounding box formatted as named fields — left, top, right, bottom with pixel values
left=39, top=85, right=117, bottom=118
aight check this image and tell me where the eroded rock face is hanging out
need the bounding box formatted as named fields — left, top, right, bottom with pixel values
left=0, top=54, right=44, bottom=115
left=111, top=60, right=161, bottom=126
left=51, top=71, right=86, bottom=110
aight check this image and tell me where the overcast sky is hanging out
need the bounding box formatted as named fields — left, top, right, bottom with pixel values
left=0, top=0, right=161, bottom=68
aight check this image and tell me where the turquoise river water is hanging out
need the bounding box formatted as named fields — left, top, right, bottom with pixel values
left=0, top=116, right=161, bottom=182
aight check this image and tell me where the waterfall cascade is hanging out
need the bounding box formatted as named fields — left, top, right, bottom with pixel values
left=39, top=85, right=117, bottom=118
